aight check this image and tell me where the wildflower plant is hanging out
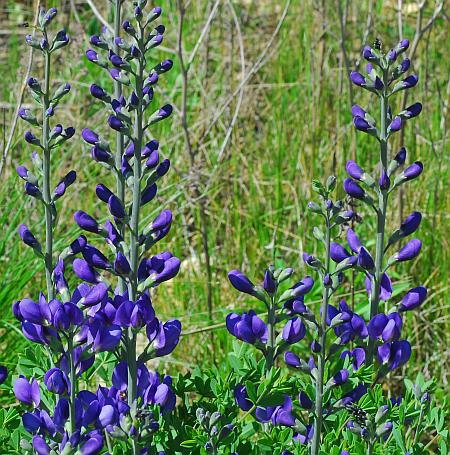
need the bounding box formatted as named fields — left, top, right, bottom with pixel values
left=12, top=7, right=104, bottom=454
left=2, top=1, right=447, bottom=454
left=224, top=38, right=433, bottom=455
left=75, top=1, right=180, bottom=452
left=10, top=2, right=180, bottom=454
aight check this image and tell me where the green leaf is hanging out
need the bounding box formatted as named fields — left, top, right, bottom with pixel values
left=180, top=440, right=198, bottom=448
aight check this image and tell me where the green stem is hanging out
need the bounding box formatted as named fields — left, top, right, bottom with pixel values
left=113, top=0, right=126, bottom=295
left=366, top=439, right=374, bottom=455
left=311, top=217, right=331, bottom=455
left=414, top=405, right=425, bottom=445
left=367, top=70, right=389, bottom=365
left=42, top=49, right=54, bottom=300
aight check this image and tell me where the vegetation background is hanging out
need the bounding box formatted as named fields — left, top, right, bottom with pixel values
left=0, top=0, right=448, bottom=408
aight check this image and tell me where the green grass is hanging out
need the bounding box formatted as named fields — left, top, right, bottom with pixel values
left=0, top=0, right=448, bottom=400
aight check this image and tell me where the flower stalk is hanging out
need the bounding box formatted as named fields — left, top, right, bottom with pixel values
left=42, top=45, right=54, bottom=300
left=311, top=216, right=331, bottom=455
left=113, top=0, right=127, bottom=295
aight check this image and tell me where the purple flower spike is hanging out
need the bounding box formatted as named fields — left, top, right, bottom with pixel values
left=282, top=317, right=306, bottom=344
left=396, top=239, right=422, bottom=262
left=403, top=161, right=423, bottom=181
left=74, top=210, right=100, bottom=233
left=226, top=310, right=268, bottom=344
left=346, top=160, right=364, bottom=180
left=228, top=270, right=255, bottom=294
left=18, top=224, right=40, bottom=249
left=14, top=376, right=40, bottom=406
left=399, top=286, right=427, bottom=312
left=344, top=178, right=365, bottom=199
left=350, top=71, right=366, bottom=87
left=400, top=211, right=422, bottom=237
left=81, top=128, right=99, bottom=145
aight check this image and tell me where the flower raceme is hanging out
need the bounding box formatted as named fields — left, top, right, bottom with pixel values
left=11, top=4, right=181, bottom=454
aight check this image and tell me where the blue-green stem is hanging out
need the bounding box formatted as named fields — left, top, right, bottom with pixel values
left=265, top=296, right=277, bottom=372
left=113, top=0, right=127, bottom=295
left=67, top=334, right=76, bottom=436
left=311, top=215, right=331, bottom=455
left=126, top=24, right=145, bottom=455
left=42, top=47, right=55, bottom=301
left=367, top=68, right=389, bottom=365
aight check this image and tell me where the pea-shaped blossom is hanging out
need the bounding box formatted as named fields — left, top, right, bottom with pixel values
left=377, top=340, right=411, bottom=370
left=226, top=310, right=268, bottom=344
left=368, top=312, right=402, bottom=342
left=228, top=270, right=255, bottom=294
left=341, top=347, right=365, bottom=371
left=399, top=286, right=427, bottom=312
left=256, top=396, right=295, bottom=427
left=282, top=317, right=306, bottom=344
left=14, top=376, right=40, bottom=407
left=44, top=368, right=70, bottom=395
left=234, top=384, right=253, bottom=411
